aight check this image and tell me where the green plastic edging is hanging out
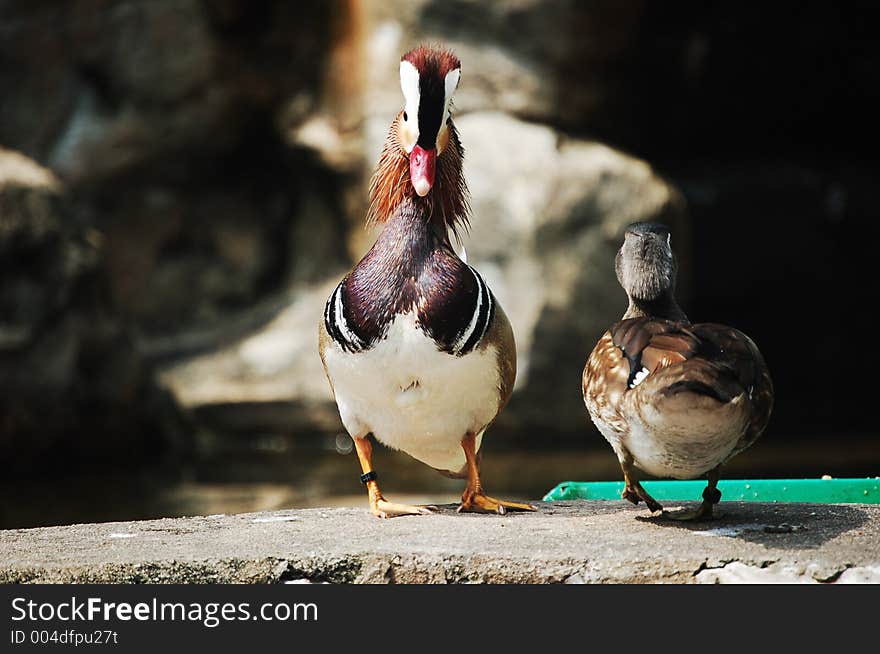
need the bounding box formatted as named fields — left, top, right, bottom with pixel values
left=542, top=478, right=880, bottom=504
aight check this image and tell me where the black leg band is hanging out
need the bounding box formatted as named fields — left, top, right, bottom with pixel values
left=703, top=486, right=722, bottom=505
left=360, top=471, right=378, bottom=484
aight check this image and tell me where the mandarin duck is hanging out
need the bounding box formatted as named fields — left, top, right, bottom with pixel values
left=318, top=46, right=535, bottom=518
left=582, top=223, right=773, bottom=520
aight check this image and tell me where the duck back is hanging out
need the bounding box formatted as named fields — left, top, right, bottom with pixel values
left=584, top=317, right=773, bottom=478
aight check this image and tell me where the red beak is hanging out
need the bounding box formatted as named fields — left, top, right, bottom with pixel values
left=409, top=145, right=436, bottom=197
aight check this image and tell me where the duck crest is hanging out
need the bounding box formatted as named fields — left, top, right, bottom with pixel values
left=327, top=199, right=492, bottom=355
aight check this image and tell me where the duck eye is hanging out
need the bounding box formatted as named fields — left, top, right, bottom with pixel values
left=403, top=111, right=408, bottom=122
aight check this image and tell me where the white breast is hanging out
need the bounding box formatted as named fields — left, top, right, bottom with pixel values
left=323, top=311, right=501, bottom=473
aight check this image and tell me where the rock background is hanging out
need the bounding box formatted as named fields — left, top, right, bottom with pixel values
left=1, top=1, right=876, bottom=480
left=0, top=148, right=188, bottom=476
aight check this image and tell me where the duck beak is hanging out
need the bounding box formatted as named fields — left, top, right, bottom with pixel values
left=409, top=145, right=436, bottom=197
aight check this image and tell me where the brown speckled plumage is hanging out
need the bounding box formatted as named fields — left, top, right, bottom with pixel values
left=584, top=318, right=773, bottom=459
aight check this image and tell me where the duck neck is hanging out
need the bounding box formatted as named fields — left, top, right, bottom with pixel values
left=377, top=198, right=449, bottom=265
left=344, top=198, right=456, bottom=335
left=352, top=199, right=450, bottom=294
left=623, top=292, right=689, bottom=322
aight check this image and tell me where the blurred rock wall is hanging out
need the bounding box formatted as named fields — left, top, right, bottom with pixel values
left=0, top=148, right=188, bottom=475
left=1, top=0, right=357, bottom=334
left=0, top=0, right=360, bottom=473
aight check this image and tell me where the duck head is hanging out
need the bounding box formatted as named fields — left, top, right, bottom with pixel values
left=615, top=222, right=677, bottom=303
left=397, top=47, right=461, bottom=196
left=367, top=46, right=469, bottom=237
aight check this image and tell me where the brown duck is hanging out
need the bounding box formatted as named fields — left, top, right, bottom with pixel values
left=582, top=222, right=773, bottom=520
left=318, top=46, right=534, bottom=518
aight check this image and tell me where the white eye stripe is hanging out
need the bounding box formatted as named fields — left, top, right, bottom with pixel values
left=399, top=60, right=420, bottom=109
left=399, top=61, right=420, bottom=122
left=444, top=68, right=460, bottom=105
left=441, top=67, right=461, bottom=129
left=399, top=60, right=420, bottom=151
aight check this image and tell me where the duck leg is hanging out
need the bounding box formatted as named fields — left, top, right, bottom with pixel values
left=620, top=451, right=663, bottom=513
left=661, top=466, right=722, bottom=521
left=457, top=432, right=536, bottom=515
left=353, top=436, right=432, bottom=519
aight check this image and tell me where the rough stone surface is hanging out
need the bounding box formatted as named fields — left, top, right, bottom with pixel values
left=2, top=502, right=878, bottom=584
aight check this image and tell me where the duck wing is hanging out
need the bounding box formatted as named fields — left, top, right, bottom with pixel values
left=585, top=317, right=773, bottom=449
left=689, top=323, right=774, bottom=455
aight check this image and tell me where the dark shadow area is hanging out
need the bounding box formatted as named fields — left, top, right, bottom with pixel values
left=635, top=501, right=871, bottom=550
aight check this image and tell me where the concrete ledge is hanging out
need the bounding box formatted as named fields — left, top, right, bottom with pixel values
left=2, top=501, right=879, bottom=584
